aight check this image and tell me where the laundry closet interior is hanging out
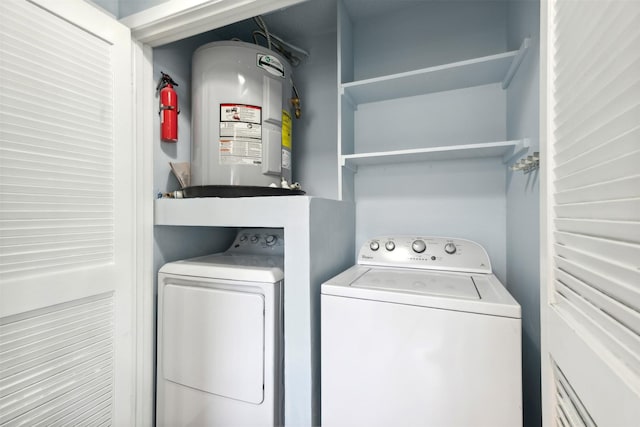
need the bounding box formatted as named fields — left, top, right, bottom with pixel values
left=135, top=0, right=540, bottom=425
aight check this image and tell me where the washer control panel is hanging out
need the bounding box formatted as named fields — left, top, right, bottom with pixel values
left=228, top=228, right=284, bottom=255
left=359, top=236, right=491, bottom=274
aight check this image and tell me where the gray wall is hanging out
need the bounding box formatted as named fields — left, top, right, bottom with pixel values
left=290, top=31, right=340, bottom=198
left=350, top=1, right=510, bottom=282
left=506, top=0, right=541, bottom=425
left=352, top=1, right=509, bottom=80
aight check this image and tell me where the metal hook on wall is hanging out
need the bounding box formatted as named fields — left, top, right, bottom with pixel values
left=510, top=151, right=539, bottom=173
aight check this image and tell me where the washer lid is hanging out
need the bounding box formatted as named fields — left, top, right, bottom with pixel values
left=322, top=266, right=521, bottom=318
left=351, top=269, right=480, bottom=300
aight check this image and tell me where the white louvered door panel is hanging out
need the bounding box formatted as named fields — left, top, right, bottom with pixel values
left=0, top=1, right=134, bottom=425
left=540, top=0, right=640, bottom=426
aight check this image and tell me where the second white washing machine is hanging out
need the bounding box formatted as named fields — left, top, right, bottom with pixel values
left=321, top=236, right=522, bottom=427
left=156, top=228, right=284, bottom=427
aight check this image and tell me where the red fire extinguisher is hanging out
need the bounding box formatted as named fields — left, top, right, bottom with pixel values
left=157, top=72, right=179, bottom=142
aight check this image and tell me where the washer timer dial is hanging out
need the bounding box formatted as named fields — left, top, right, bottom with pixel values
left=411, top=240, right=426, bottom=253
left=444, top=242, right=457, bottom=254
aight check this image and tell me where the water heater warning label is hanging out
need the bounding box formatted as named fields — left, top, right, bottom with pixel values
left=220, top=122, right=261, bottom=139
left=219, top=140, right=262, bottom=165
left=219, top=104, right=262, bottom=165
left=281, top=110, right=292, bottom=149
left=220, top=104, right=261, bottom=124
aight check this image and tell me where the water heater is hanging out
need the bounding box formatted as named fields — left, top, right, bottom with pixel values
left=191, top=41, right=294, bottom=188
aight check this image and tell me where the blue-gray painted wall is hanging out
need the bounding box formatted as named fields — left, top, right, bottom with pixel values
left=351, top=1, right=510, bottom=282
left=290, top=31, right=340, bottom=198
left=352, top=1, right=508, bottom=80
left=507, top=1, right=541, bottom=425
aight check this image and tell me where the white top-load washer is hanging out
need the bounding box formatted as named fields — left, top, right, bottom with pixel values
left=321, top=236, right=522, bottom=427
left=156, top=228, right=284, bottom=427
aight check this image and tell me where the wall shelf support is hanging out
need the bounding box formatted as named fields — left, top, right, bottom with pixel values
left=503, top=138, right=530, bottom=163
left=502, top=37, right=531, bottom=89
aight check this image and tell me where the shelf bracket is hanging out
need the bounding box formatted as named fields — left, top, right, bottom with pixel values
left=341, top=89, right=357, bottom=111
left=502, top=37, right=531, bottom=89
left=341, top=157, right=358, bottom=173
left=503, top=138, right=530, bottom=163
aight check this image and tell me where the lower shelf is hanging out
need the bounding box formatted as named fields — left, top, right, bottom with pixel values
left=341, top=139, right=529, bottom=171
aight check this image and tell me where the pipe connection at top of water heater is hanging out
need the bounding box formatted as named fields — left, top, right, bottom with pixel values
left=251, top=14, right=305, bottom=119
left=291, top=83, right=301, bottom=119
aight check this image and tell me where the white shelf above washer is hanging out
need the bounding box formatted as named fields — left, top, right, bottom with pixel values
left=341, top=139, right=530, bottom=171
left=341, top=38, right=530, bottom=105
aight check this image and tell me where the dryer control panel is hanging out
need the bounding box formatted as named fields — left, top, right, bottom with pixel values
left=228, top=228, right=284, bottom=256
left=358, top=236, right=491, bottom=274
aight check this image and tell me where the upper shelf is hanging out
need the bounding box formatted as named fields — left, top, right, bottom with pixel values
left=341, top=38, right=530, bottom=105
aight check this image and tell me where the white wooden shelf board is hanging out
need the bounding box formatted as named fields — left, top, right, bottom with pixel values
left=342, top=51, right=517, bottom=104
left=341, top=140, right=528, bottom=170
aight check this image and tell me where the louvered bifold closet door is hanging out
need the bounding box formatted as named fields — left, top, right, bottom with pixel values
left=0, top=1, right=115, bottom=278
left=0, top=1, right=134, bottom=426
left=542, top=0, right=640, bottom=425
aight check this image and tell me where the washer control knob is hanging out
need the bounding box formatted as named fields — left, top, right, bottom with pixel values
left=239, top=235, right=248, bottom=242
left=250, top=235, right=260, bottom=243
left=385, top=241, right=395, bottom=251
left=444, top=242, right=457, bottom=254
left=265, top=235, right=278, bottom=246
left=369, top=241, right=380, bottom=251
left=412, top=240, right=426, bottom=253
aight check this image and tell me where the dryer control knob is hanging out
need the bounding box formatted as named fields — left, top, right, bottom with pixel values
left=250, top=235, right=260, bottom=243
left=444, top=242, right=457, bottom=254
left=412, top=240, right=426, bottom=253
left=385, top=241, right=395, bottom=251
left=370, top=241, right=380, bottom=251
left=265, top=235, right=278, bottom=246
